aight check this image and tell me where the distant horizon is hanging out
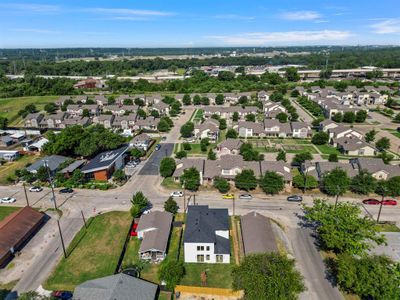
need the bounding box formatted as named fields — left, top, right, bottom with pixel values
left=1, top=1, right=399, bottom=48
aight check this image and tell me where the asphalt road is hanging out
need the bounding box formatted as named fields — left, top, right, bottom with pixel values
left=138, top=143, right=174, bottom=175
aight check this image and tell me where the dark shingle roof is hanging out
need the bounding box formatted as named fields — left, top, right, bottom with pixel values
left=184, top=205, right=229, bottom=254
left=26, top=155, right=68, bottom=173
left=81, top=145, right=129, bottom=173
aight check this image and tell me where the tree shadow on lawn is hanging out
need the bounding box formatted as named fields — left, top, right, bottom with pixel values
left=65, top=217, right=95, bottom=258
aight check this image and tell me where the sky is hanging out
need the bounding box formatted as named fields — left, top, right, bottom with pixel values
left=0, top=0, right=400, bottom=48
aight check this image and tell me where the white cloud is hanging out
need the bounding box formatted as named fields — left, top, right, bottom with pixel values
left=13, top=28, right=60, bottom=34
left=206, top=30, right=352, bottom=45
left=84, top=7, right=174, bottom=17
left=214, top=14, right=255, bottom=21
left=280, top=10, right=322, bottom=21
left=371, top=19, right=400, bottom=34
left=0, top=3, right=59, bottom=13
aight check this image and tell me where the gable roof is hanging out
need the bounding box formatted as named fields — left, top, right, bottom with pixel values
left=218, top=139, right=243, bottom=151
left=137, top=211, right=173, bottom=254
left=26, top=155, right=68, bottom=173
left=73, top=273, right=157, bottom=300
left=184, top=205, right=229, bottom=254
left=81, top=145, right=129, bottom=173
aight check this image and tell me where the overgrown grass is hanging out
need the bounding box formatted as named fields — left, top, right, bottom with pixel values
left=315, top=144, right=341, bottom=155
left=0, top=206, right=20, bottom=222
left=0, top=96, right=59, bottom=125
left=0, top=154, right=41, bottom=185
left=44, top=211, right=131, bottom=291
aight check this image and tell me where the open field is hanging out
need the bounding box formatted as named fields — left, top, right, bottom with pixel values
left=0, top=154, right=41, bottom=185
left=0, top=206, right=20, bottom=222
left=315, top=144, right=341, bottom=155
left=44, top=211, right=131, bottom=291
left=0, top=96, right=59, bottom=126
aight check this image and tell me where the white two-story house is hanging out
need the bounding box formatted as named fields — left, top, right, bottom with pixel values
left=184, top=205, right=230, bottom=264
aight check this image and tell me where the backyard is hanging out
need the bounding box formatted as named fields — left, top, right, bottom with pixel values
left=0, top=96, right=59, bottom=126
left=44, top=211, right=131, bottom=291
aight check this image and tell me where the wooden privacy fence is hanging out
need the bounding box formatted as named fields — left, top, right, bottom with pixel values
left=175, top=285, right=243, bottom=298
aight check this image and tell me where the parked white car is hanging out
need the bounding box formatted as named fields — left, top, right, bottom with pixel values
left=29, top=186, right=43, bottom=192
left=1, top=197, right=16, bottom=203
left=170, top=191, right=183, bottom=197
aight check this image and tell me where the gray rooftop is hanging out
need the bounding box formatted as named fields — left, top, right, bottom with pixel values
left=73, top=273, right=157, bottom=300
left=26, top=155, right=68, bottom=173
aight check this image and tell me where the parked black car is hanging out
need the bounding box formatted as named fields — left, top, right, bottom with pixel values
left=59, top=188, right=74, bottom=194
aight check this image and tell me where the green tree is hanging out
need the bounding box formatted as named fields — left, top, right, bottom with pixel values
left=285, top=67, right=300, bottom=82
left=175, top=150, right=187, bottom=159
left=292, top=152, right=313, bottom=165
left=240, top=143, right=262, bottom=161
left=218, top=71, right=235, bottom=81
left=180, top=121, right=194, bottom=138
left=376, top=137, right=390, bottom=151
left=386, top=176, right=400, bottom=197
left=328, top=153, right=338, bottom=162
left=44, top=102, right=57, bottom=114
left=245, top=114, right=256, bottom=122
left=0, top=117, right=8, bottom=129
left=378, top=151, right=394, bottom=164
left=293, top=174, right=318, bottom=190
left=213, top=177, right=230, bottom=193
left=164, top=197, right=179, bottom=214
left=321, top=168, right=350, bottom=204
left=350, top=170, right=376, bottom=195
left=193, top=95, right=201, bottom=105
left=134, top=98, right=145, bottom=107
left=182, top=143, right=192, bottom=151
left=336, top=254, right=400, bottom=300
left=311, top=132, right=329, bottom=145
left=219, top=118, right=227, bottom=130
left=207, top=148, right=216, bottom=160
left=180, top=167, right=201, bottom=191
left=260, top=171, right=285, bottom=195
left=276, top=149, right=286, bottom=162
left=355, top=110, right=367, bottom=123
left=158, top=259, right=185, bottom=290
left=365, top=129, right=377, bottom=143
left=157, top=119, right=170, bottom=132
left=303, top=199, right=385, bottom=254
left=226, top=128, right=238, bottom=139
left=159, top=157, right=176, bottom=177
left=151, top=109, right=160, bottom=118
left=235, top=169, right=257, bottom=191
left=182, top=94, right=191, bottom=105
left=201, top=97, right=210, bottom=106
left=232, top=111, right=239, bottom=122
left=319, top=68, right=333, bottom=79
left=342, top=111, right=356, bottom=123
left=113, top=169, right=126, bottom=183
left=276, top=112, right=288, bottom=123
left=200, top=138, right=210, bottom=152
left=215, top=94, right=224, bottom=105
left=131, top=147, right=145, bottom=159
left=394, top=113, right=400, bottom=123
left=36, top=166, right=49, bottom=182
left=18, top=291, right=51, bottom=300
left=130, top=191, right=149, bottom=217
left=232, top=253, right=305, bottom=300
left=137, top=108, right=147, bottom=119
left=332, top=112, right=343, bottom=122
left=70, top=169, right=86, bottom=185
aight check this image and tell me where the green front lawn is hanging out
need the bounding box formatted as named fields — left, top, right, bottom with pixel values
left=375, top=223, right=400, bottom=232
left=282, top=145, right=318, bottom=154
left=161, top=177, right=182, bottom=189
left=316, top=144, right=341, bottom=155
left=0, top=96, right=59, bottom=125
left=44, top=211, right=132, bottom=291
left=0, top=206, right=19, bottom=222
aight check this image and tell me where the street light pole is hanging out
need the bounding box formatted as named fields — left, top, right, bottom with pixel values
left=45, top=160, right=57, bottom=210
left=56, top=218, right=67, bottom=258
left=334, top=185, right=340, bottom=209
left=377, top=194, right=385, bottom=223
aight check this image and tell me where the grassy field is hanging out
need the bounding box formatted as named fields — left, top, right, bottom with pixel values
left=0, top=96, right=59, bottom=125
left=191, top=109, right=204, bottom=123
left=0, top=154, right=41, bottom=185
left=161, top=177, right=181, bottom=189
left=316, top=144, right=341, bottom=155
left=179, top=263, right=233, bottom=288
left=375, top=223, right=400, bottom=232
left=176, top=143, right=216, bottom=157
left=0, top=206, right=20, bottom=222
left=283, top=145, right=319, bottom=154
left=44, top=211, right=131, bottom=291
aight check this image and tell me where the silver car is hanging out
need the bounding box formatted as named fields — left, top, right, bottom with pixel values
left=1, top=197, right=16, bottom=203
left=239, top=194, right=252, bottom=200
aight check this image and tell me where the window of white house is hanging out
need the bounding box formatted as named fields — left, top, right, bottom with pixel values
left=206, top=246, right=210, bottom=251
left=197, top=246, right=204, bottom=251
left=206, top=255, right=210, bottom=261
left=197, top=255, right=204, bottom=262
left=216, top=255, right=223, bottom=263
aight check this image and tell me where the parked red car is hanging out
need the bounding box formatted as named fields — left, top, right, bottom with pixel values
left=130, top=223, right=138, bottom=236
left=362, top=199, right=380, bottom=205
left=382, top=199, right=398, bottom=206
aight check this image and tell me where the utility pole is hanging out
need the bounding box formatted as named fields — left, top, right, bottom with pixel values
left=81, top=210, right=87, bottom=228
left=23, top=183, right=29, bottom=206
left=45, top=160, right=57, bottom=210
left=56, top=218, right=67, bottom=258
left=232, top=195, right=235, bottom=216
left=377, top=194, right=385, bottom=223
left=334, top=185, right=340, bottom=209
